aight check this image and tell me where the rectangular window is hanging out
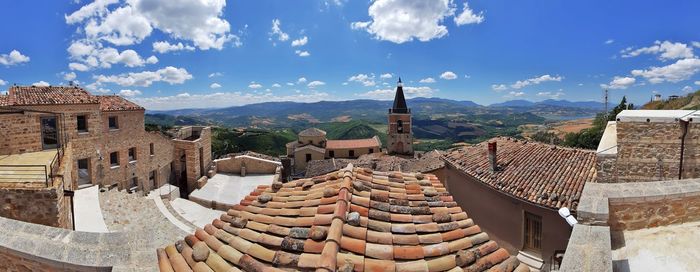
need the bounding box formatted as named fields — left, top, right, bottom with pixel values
left=349, top=150, right=355, bottom=158
left=524, top=212, right=542, bottom=251
left=128, top=147, right=137, bottom=161
left=77, top=115, right=88, bottom=133
left=329, top=150, right=335, bottom=158
left=110, top=152, right=119, bottom=167
left=369, top=148, right=374, bottom=154
left=129, top=177, right=138, bottom=192
left=149, top=143, right=155, bottom=156
left=305, top=153, right=312, bottom=162
left=108, top=116, right=119, bottom=129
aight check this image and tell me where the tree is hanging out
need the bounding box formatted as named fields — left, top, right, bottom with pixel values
left=562, top=96, right=632, bottom=149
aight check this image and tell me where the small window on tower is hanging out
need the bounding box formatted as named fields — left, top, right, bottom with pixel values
left=397, top=120, right=403, bottom=133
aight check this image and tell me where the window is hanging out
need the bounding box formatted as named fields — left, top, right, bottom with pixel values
left=305, top=153, right=312, bottom=162
left=108, top=116, right=119, bottom=129
left=397, top=120, right=403, bottom=133
left=110, top=152, right=119, bottom=167
left=77, top=115, right=88, bottom=133
left=329, top=150, right=335, bottom=158
left=128, top=147, right=137, bottom=162
left=129, top=177, right=138, bottom=192
left=149, top=143, right=155, bottom=156
left=524, top=212, right=542, bottom=251
left=349, top=150, right=355, bottom=157
left=369, top=148, right=374, bottom=154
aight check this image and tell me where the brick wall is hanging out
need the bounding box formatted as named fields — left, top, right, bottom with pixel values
left=173, top=127, right=212, bottom=194
left=0, top=112, right=43, bottom=154
left=387, top=113, right=413, bottom=155
left=0, top=185, right=65, bottom=227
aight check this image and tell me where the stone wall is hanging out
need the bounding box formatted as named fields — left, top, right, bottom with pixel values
left=0, top=111, right=42, bottom=154
left=558, top=225, right=613, bottom=272
left=387, top=113, right=413, bottom=155
left=0, top=185, right=65, bottom=227
left=614, top=121, right=700, bottom=182
left=595, top=154, right=617, bottom=183
left=215, top=155, right=281, bottom=174
left=173, top=127, right=212, bottom=194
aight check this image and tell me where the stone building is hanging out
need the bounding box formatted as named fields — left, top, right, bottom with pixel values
left=286, top=127, right=381, bottom=173
left=157, top=164, right=531, bottom=272
left=596, top=110, right=700, bottom=183
left=387, top=78, right=414, bottom=156
left=442, top=137, right=597, bottom=271
left=0, top=85, right=212, bottom=227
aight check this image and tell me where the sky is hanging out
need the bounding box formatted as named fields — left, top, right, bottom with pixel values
left=1, top=0, right=699, bottom=110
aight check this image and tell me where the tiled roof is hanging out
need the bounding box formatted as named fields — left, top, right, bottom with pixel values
left=326, top=137, right=381, bottom=150
left=97, top=95, right=145, bottom=111
left=0, top=94, right=7, bottom=106
left=7, top=86, right=100, bottom=105
left=299, top=127, right=327, bottom=137
left=442, top=137, right=596, bottom=211
left=305, top=151, right=445, bottom=178
left=157, top=165, right=526, bottom=272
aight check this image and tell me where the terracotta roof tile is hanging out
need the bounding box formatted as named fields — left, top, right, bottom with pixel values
left=157, top=165, right=527, bottom=271
left=7, top=85, right=99, bottom=105
left=299, top=127, right=327, bottom=137
left=442, top=137, right=597, bottom=212
left=0, top=95, right=8, bottom=106
left=326, top=137, right=381, bottom=150
left=97, top=95, right=145, bottom=111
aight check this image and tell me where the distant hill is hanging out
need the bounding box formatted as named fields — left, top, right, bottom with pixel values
left=642, top=90, right=700, bottom=110
left=317, top=120, right=387, bottom=144
left=491, top=99, right=609, bottom=110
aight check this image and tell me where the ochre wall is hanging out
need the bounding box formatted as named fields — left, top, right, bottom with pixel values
left=215, top=156, right=280, bottom=174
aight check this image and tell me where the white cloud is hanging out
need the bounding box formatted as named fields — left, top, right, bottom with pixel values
left=631, top=58, right=700, bottom=83
left=208, top=72, right=223, bottom=78
left=132, top=91, right=331, bottom=110
left=67, top=0, right=236, bottom=50
left=146, top=55, right=158, bottom=64
left=272, top=83, right=281, bottom=88
left=67, top=40, right=154, bottom=70
left=695, top=81, right=700, bottom=86
left=32, top=81, right=50, bottom=87
left=536, top=90, right=565, bottom=99
left=152, top=41, right=195, bottom=54
left=348, top=74, right=376, bottom=86
left=307, top=81, right=326, bottom=88
left=0, top=50, right=30, bottom=66
left=63, top=72, right=77, bottom=81
left=358, top=86, right=436, bottom=99
left=440, top=71, right=457, bottom=80
left=248, top=82, right=262, bottom=89
left=491, top=84, right=507, bottom=91
left=506, top=91, right=525, bottom=97
left=93, top=66, right=193, bottom=87
left=119, top=89, right=142, bottom=97
left=600, top=76, right=636, bottom=89
left=682, top=86, right=693, bottom=93
left=291, top=36, right=308, bottom=47
left=210, top=83, right=221, bottom=89
left=0, top=79, right=7, bottom=86
left=351, top=0, right=456, bottom=43
left=270, top=19, right=289, bottom=43
left=605, top=39, right=614, bottom=45
left=419, top=77, right=436, bottom=83
left=380, top=73, right=393, bottom=79
left=621, top=41, right=695, bottom=61
left=295, top=50, right=311, bottom=57
left=287, top=82, right=294, bottom=86
left=297, top=77, right=307, bottom=84
left=510, top=74, right=562, bottom=89
left=454, top=2, right=484, bottom=25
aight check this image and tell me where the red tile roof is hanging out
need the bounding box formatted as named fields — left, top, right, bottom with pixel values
left=157, top=166, right=527, bottom=272
left=442, top=137, right=596, bottom=211
left=0, top=94, right=7, bottom=106
left=326, top=137, right=381, bottom=150
left=7, top=86, right=99, bottom=105
left=97, top=95, right=144, bottom=111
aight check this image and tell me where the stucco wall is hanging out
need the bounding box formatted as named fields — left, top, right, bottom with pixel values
left=293, top=148, right=325, bottom=172
left=215, top=155, right=280, bottom=174
left=326, top=146, right=378, bottom=159
left=444, top=164, right=572, bottom=270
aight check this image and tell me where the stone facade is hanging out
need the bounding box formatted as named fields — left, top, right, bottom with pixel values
left=215, top=154, right=281, bottom=175
left=172, top=126, right=212, bottom=195
left=286, top=129, right=381, bottom=173
left=387, top=113, right=414, bottom=155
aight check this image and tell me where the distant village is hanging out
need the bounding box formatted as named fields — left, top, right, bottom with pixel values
left=0, top=81, right=698, bottom=271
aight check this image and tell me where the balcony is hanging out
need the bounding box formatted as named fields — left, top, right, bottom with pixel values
left=0, top=149, right=59, bottom=187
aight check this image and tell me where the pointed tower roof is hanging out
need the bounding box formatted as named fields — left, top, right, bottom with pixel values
left=391, top=77, right=409, bottom=113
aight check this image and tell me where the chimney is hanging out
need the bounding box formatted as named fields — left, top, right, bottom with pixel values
left=488, top=141, right=497, bottom=172
left=280, top=156, right=292, bottom=182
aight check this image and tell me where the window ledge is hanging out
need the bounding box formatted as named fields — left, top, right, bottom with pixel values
left=78, top=131, right=89, bottom=135
left=150, top=154, right=155, bottom=157
left=110, top=165, right=120, bottom=169
left=129, top=160, right=137, bottom=164
left=109, top=128, right=119, bottom=131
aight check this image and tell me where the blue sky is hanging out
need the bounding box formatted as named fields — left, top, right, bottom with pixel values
left=1, top=0, right=699, bottom=110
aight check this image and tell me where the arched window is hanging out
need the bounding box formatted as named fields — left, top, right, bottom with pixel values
left=397, top=120, right=403, bottom=133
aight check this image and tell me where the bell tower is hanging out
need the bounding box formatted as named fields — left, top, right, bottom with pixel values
left=387, top=78, right=414, bottom=156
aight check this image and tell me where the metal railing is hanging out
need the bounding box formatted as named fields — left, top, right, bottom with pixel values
left=0, top=149, right=61, bottom=187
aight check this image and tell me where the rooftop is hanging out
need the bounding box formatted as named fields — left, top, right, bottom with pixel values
left=616, top=109, right=700, bottom=123
left=326, top=136, right=381, bottom=150
left=0, top=149, right=58, bottom=186
left=298, top=127, right=327, bottom=137
left=442, top=137, right=597, bottom=211
left=0, top=85, right=143, bottom=112
left=305, top=151, right=445, bottom=178
left=157, top=165, right=526, bottom=271
left=97, top=95, right=145, bottom=111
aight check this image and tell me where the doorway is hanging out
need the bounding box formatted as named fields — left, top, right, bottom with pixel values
left=179, top=154, right=189, bottom=198
left=40, top=116, right=59, bottom=150
left=77, top=158, right=91, bottom=188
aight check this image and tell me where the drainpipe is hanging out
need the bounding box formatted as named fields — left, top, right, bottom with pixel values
left=679, top=118, right=690, bottom=180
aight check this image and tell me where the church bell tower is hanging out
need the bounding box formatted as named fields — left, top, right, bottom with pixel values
left=387, top=78, right=414, bottom=156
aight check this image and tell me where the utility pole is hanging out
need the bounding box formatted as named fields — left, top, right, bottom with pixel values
left=604, top=89, right=609, bottom=120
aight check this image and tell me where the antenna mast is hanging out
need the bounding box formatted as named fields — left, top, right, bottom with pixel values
left=604, top=89, right=609, bottom=119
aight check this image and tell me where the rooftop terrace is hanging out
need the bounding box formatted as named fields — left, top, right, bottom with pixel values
left=0, top=149, right=58, bottom=186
